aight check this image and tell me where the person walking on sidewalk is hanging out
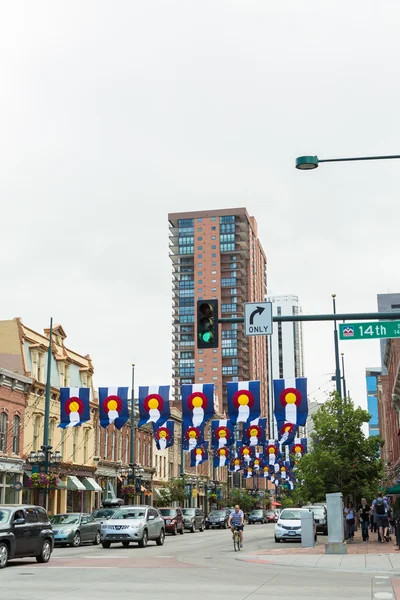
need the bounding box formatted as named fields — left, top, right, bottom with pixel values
left=344, top=501, right=355, bottom=542
left=372, top=492, right=389, bottom=543
left=359, top=498, right=370, bottom=541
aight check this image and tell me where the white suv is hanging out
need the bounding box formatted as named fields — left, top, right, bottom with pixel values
left=101, top=505, right=165, bottom=548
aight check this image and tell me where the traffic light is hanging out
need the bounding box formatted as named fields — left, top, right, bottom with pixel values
left=196, top=299, right=219, bottom=349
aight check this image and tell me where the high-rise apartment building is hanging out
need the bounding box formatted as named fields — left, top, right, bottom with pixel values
left=267, top=295, right=305, bottom=381
left=169, top=208, right=268, bottom=417
left=377, top=293, right=400, bottom=375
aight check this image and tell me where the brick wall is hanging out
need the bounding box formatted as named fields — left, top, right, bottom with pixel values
left=0, top=385, right=26, bottom=457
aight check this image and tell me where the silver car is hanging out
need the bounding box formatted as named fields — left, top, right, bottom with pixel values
left=100, top=505, right=165, bottom=548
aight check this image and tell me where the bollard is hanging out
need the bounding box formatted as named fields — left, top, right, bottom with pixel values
left=301, top=510, right=315, bottom=548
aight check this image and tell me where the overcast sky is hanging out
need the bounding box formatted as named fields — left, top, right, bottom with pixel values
left=1, top=1, right=399, bottom=416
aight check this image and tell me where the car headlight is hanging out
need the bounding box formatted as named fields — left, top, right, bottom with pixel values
left=130, top=524, right=141, bottom=529
left=59, top=529, right=73, bottom=534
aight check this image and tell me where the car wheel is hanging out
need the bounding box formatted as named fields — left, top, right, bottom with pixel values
left=122, top=541, right=130, bottom=548
left=205, top=525, right=209, bottom=530
left=223, top=521, right=227, bottom=529
left=172, top=524, right=178, bottom=536
left=138, top=529, right=148, bottom=548
left=72, top=532, right=81, bottom=547
left=156, top=529, right=165, bottom=546
left=0, top=542, right=9, bottom=569
left=314, top=533, right=317, bottom=542
left=93, top=531, right=101, bottom=546
left=274, top=536, right=280, bottom=543
left=36, top=539, right=52, bottom=563
left=199, top=522, right=204, bottom=532
left=102, top=542, right=111, bottom=548
left=180, top=524, right=184, bottom=535
left=190, top=525, right=195, bottom=533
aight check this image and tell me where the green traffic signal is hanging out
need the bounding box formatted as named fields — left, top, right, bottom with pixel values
left=196, top=300, right=219, bottom=349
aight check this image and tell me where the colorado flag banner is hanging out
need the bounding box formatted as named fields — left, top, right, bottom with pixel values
left=153, top=421, right=174, bottom=451
left=227, top=381, right=261, bottom=424
left=212, top=419, right=234, bottom=449
left=236, top=442, right=255, bottom=465
left=278, top=421, right=297, bottom=445
left=182, top=383, right=215, bottom=427
left=290, top=437, right=308, bottom=457
left=265, top=441, right=280, bottom=466
left=182, top=421, right=204, bottom=451
left=273, top=377, right=308, bottom=426
left=138, top=386, right=170, bottom=428
left=230, top=456, right=242, bottom=472
left=214, top=446, right=231, bottom=468
left=242, top=417, right=267, bottom=447
left=59, top=388, right=90, bottom=429
left=190, top=442, right=208, bottom=467
left=99, top=387, right=129, bottom=430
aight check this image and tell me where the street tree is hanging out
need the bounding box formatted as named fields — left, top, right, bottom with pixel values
left=294, top=393, right=382, bottom=504
left=158, top=477, right=186, bottom=505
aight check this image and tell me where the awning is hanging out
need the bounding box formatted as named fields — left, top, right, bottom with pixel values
left=154, top=488, right=163, bottom=499
left=82, top=477, right=102, bottom=492
left=56, top=479, right=67, bottom=490
left=387, top=485, right=400, bottom=494
left=67, top=475, right=86, bottom=491
left=271, top=501, right=282, bottom=507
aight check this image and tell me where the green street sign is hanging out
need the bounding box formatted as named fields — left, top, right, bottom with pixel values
left=339, top=321, right=400, bottom=340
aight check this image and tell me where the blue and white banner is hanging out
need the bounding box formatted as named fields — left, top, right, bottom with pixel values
left=99, top=387, right=129, bottom=429
left=59, top=388, right=90, bottom=429
left=182, top=421, right=204, bottom=451
left=138, top=385, right=170, bottom=428
left=153, top=420, right=174, bottom=451
left=229, top=455, right=242, bottom=472
left=190, top=442, right=209, bottom=467
left=213, top=446, right=231, bottom=468
left=242, top=417, right=267, bottom=447
left=211, top=419, right=234, bottom=449
left=227, top=381, right=261, bottom=424
left=251, top=453, right=263, bottom=471
left=182, top=383, right=215, bottom=427
left=273, top=377, right=308, bottom=426
left=277, top=421, right=297, bottom=445
left=290, top=437, right=308, bottom=457
left=243, top=467, right=254, bottom=479
left=236, top=442, right=255, bottom=466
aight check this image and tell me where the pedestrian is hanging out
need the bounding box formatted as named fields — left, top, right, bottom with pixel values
left=344, top=501, right=355, bottom=542
left=358, top=498, right=370, bottom=541
left=371, top=492, right=389, bottom=543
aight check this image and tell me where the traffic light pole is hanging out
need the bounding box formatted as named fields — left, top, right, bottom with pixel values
left=218, top=311, right=400, bottom=324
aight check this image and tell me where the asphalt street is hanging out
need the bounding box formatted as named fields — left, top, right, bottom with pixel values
left=0, top=524, right=379, bottom=599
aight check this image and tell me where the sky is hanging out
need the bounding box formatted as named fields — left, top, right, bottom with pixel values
left=1, top=1, right=399, bottom=416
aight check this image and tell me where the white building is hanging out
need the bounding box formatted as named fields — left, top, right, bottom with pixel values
left=266, top=295, right=305, bottom=438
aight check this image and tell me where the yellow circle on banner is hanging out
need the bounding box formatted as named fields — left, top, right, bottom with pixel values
left=188, top=430, right=196, bottom=438
left=159, top=430, right=167, bottom=438
left=268, top=447, right=275, bottom=454
left=285, top=392, right=297, bottom=404
left=250, top=428, right=258, bottom=437
left=196, top=448, right=202, bottom=455
left=238, top=394, right=249, bottom=406
left=220, top=448, right=226, bottom=455
left=192, top=396, right=203, bottom=408
left=107, top=399, right=118, bottom=411
left=148, top=398, right=159, bottom=409
left=70, top=401, right=79, bottom=412
left=219, top=430, right=226, bottom=438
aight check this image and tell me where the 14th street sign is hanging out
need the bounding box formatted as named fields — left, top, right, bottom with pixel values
left=339, top=321, right=400, bottom=340
left=244, top=302, right=273, bottom=336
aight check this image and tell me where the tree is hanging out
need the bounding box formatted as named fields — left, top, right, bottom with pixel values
left=225, top=488, right=257, bottom=513
left=294, top=393, right=383, bottom=505
left=158, top=477, right=186, bottom=505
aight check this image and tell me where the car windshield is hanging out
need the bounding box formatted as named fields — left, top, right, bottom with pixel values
left=251, top=510, right=263, bottom=515
left=113, top=509, right=146, bottom=520
left=267, top=510, right=275, bottom=515
left=0, top=509, right=10, bottom=524
left=304, top=507, right=325, bottom=516
left=92, top=509, right=115, bottom=519
left=182, top=509, right=195, bottom=516
left=51, top=514, right=80, bottom=525
left=209, top=511, right=225, bottom=517
left=280, top=510, right=307, bottom=520
left=159, top=509, right=177, bottom=517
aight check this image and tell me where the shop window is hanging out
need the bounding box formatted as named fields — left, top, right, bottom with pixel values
left=12, top=416, right=20, bottom=454
left=0, top=413, right=7, bottom=452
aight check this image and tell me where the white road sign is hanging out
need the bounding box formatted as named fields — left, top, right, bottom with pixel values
left=244, top=302, right=273, bottom=336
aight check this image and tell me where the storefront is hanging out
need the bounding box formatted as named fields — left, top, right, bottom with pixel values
left=95, top=463, right=119, bottom=504
left=0, top=458, right=24, bottom=504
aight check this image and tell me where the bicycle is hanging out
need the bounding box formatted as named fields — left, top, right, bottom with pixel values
left=232, top=525, right=242, bottom=552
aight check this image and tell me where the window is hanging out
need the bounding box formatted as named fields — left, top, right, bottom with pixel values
left=198, top=368, right=204, bottom=372
left=198, top=377, right=204, bottom=381
left=84, top=429, right=89, bottom=463
left=213, top=349, right=218, bottom=353
left=0, top=413, right=7, bottom=453
left=212, top=279, right=217, bottom=283
left=198, top=280, right=202, bottom=284
left=24, top=507, right=38, bottom=523
left=220, top=243, right=235, bottom=252
left=198, top=218, right=202, bottom=222
left=212, top=288, right=216, bottom=292
left=212, top=271, right=216, bottom=274
left=73, top=428, right=79, bottom=461
left=198, top=254, right=202, bottom=258
left=211, top=216, right=216, bottom=221
left=12, top=416, right=20, bottom=454
left=213, top=367, right=218, bottom=371
left=211, top=245, right=216, bottom=249
left=213, top=376, right=218, bottom=380
left=211, top=236, right=216, bottom=240
left=212, top=253, right=216, bottom=257
left=198, top=246, right=202, bottom=250
left=178, top=219, right=194, bottom=227
left=33, top=415, right=41, bottom=451
left=197, top=237, right=202, bottom=241
left=36, top=507, right=48, bottom=523
left=212, top=226, right=216, bottom=230
left=197, top=228, right=202, bottom=231
left=212, top=262, right=216, bottom=266
left=198, top=271, right=202, bottom=276
left=198, top=263, right=202, bottom=267
left=222, top=366, right=238, bottom=375
left=220, top=215, right=234, bottom=223
left=198, top=359, right=203, bottom=363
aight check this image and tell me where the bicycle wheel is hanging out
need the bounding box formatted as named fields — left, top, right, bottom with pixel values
left=233, top=531, right=239, bottom=552
left=237, top=532, right=241, bottom=552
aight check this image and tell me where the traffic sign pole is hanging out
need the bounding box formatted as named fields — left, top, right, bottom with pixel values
left=218, top=311, right=400, bottom=324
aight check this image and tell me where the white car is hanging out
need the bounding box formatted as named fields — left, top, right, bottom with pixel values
left=274, top=508, right=317, bottom=543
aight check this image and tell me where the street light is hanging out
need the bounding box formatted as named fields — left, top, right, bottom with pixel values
left=296, top=154, right=400, bottom=170
left=28, top=446, right=63, bottom=509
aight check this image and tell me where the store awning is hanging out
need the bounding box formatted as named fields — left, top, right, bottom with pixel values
left=67, top=475, right=86, bottom=491
left=83, top=477, right=102, bottom=492
left=271, top=501, right=282, bottom=507
left=56, top=479, right=68, bottom=490
left=387, top=485, right=400, bottom=494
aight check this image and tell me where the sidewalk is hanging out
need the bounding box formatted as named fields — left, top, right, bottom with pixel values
left=238, top=529, right=400, bottom=574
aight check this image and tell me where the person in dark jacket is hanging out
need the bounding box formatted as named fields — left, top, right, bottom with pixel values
left=359, top=498, right=370, bottom=541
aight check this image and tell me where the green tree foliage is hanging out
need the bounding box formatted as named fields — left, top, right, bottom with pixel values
left=294, top=393, right=383, bottom=505
left=225, top=488, right=256, bottom=512
left=158, top=477, right=186, bottom=505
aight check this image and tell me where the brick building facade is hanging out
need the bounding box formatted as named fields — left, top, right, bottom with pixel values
left=379, top=339, right=400, bottom=479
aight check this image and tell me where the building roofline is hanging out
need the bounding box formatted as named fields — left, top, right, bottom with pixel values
left=168, top=207, right=250, bottom=221
left=0, top=367, right=32, bottom=385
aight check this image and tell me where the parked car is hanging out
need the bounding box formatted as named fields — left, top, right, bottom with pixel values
left=274, top=508, right=317, bottom=543
left=266, top=509, right=278, bottom=523
left=92, top=507, right=119, bottom=523
left=307, top=504, right=328, bottom=535
left=182, top=508, right=205, bottom=532
left=205, top=509, right=229, bottom=529
left=100, top=505, right=165, bottom=548
left=0, top=504, right=54, bottom=569
left=248, top=509, right=267, bottom=524
left=158, top=507, right=184, bottom=535
left=51, top=513, right=101, bottom=547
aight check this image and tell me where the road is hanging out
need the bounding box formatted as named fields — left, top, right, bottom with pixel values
left=1, top=524, right=377, bottom=599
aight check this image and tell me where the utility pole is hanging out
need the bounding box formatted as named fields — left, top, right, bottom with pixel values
left=42, top=318, right=53, bottom=510
left=332, top=295, right=342, bottom=398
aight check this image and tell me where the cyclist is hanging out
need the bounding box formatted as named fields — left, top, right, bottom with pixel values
left=228, top=505, right=244, bottom=548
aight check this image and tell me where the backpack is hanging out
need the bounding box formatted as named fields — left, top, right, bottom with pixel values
left=375, top=498, right=385, bottom=515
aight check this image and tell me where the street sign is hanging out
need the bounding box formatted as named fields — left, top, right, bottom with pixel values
left=339, top=321, right=400, bottom=341
left=244, top=302, right=273, bottom=336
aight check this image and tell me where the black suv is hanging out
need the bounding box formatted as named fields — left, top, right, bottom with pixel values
left=0, top=504, right=54, bottom=569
